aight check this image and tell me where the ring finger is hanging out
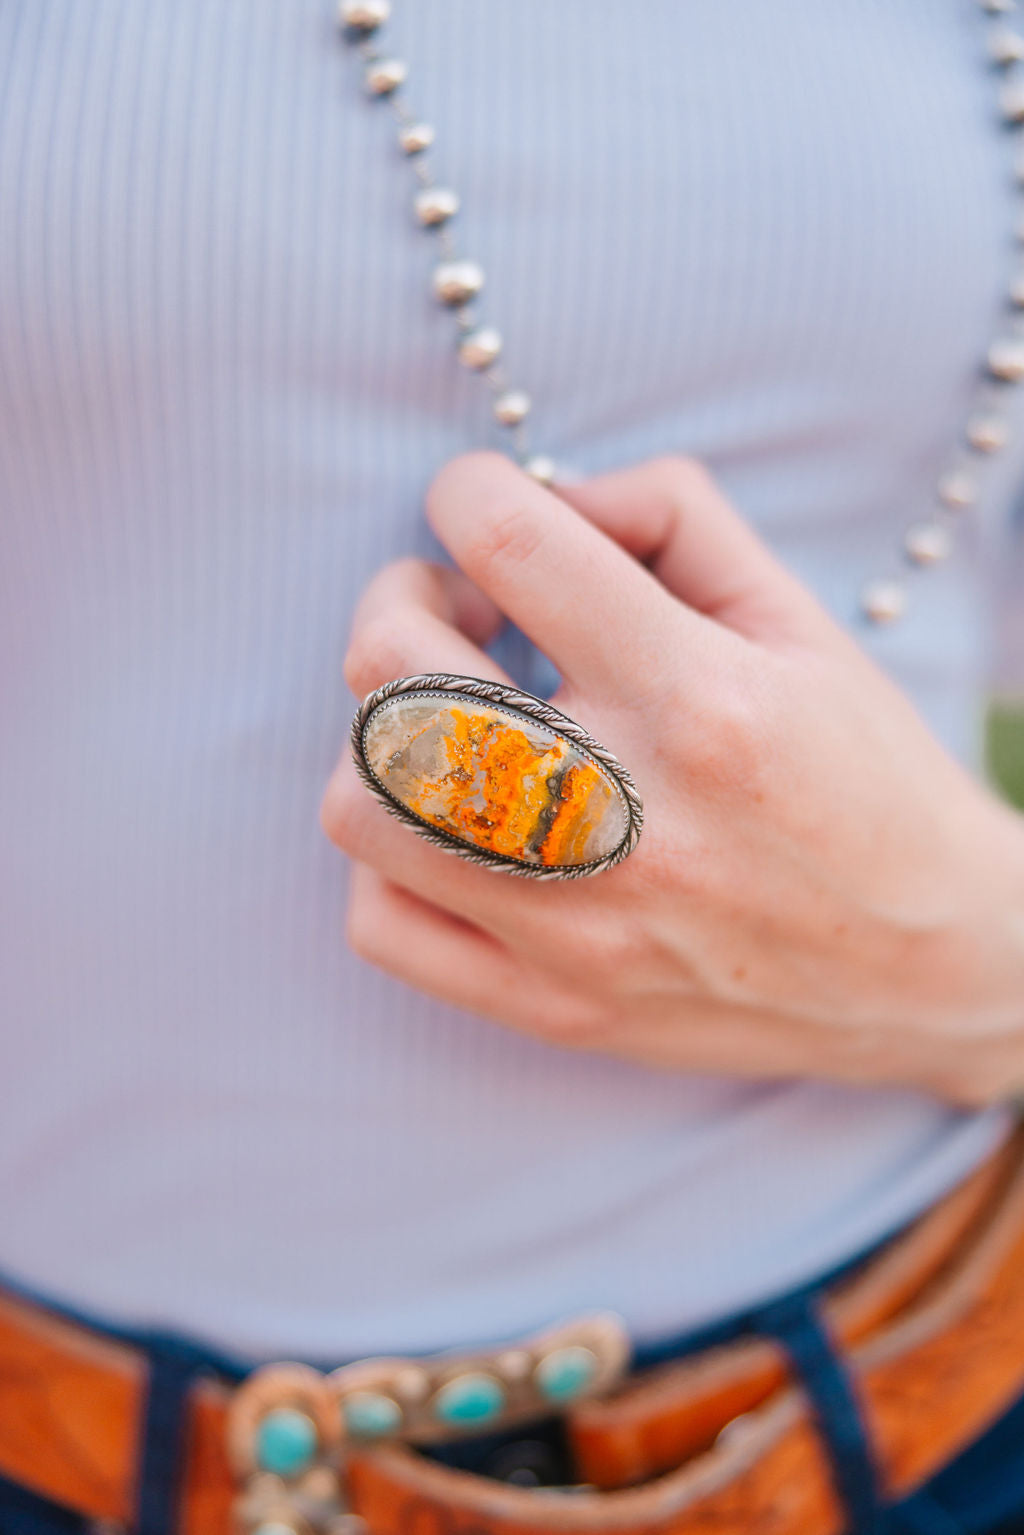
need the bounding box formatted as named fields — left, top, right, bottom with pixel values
left=322, top=752, right=571, bottom=943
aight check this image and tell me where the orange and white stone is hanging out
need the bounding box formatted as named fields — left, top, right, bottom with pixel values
left=363, top=696, right=629, bottom=867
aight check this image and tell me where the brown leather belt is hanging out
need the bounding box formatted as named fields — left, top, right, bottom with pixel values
left=3, top=1127, right=1024, bottom=1535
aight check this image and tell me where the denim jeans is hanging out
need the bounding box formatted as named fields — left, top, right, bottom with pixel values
left=1, top=1276, right=1023, bottom=1535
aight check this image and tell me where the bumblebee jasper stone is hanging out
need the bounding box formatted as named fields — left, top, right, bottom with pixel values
left=362, top=694, right=629, bottom=867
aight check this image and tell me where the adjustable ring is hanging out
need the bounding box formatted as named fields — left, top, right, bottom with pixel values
left=350, top=674, right=643, bottom=880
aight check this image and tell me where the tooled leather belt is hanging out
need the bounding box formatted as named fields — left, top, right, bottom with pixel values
left=2, top=1128, right=1024, bottom=1535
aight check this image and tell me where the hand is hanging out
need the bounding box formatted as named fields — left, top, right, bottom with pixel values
left=322, top=453, right=1024, bottom=1104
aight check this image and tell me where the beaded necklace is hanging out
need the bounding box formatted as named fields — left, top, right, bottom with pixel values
left=339, top=0, right=1024, bottom=626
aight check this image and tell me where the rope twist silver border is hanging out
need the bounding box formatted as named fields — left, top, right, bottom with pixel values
left=350, top=674, right=644, bottom=880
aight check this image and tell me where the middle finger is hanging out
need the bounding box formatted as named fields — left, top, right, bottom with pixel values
left=344, top=558, right=509, bottom=700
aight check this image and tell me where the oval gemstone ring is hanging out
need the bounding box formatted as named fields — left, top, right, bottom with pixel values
left=350, top=674, right=643, bottom=879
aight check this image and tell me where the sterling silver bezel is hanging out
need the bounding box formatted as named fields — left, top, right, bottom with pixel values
left=350, top=673, right=644, bottom=880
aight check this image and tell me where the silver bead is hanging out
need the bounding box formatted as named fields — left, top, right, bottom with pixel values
left=458, top=327, right=502, bottom=369
left=525, top=455, right=557, bottom=486
left=391, top=1366, right=431, bottom=1405
left=904, top=522, right=952, bottom=566
left=989, top=25, right=1024, bottom=60
left=339, top=0, right=390, bottom=30
left=414, top=187, right=459, bottom=226
left=399, top=122, right=434, bottom=154
left=860, top=579, right=908, bottom=625
left=432, top=260, right=485, bottom=305
left=340, top=0, right=390, bottom=29
left=988, top=336, right=1024, bottom=379
left=980, top=0, right=1016, bottom=13
left=493, top=389, right=531, bottom=426
left=999, top=76, right=1024, bottom=120
left=967, top=412, right=1008, bottom=451
left=495, top=1350, right=533, bottom=1384
left=365, top=58, right=407, bottom=96
left=1009, top=267, right=1024, bottom=305
left=937, top=469, right=976, bottom=510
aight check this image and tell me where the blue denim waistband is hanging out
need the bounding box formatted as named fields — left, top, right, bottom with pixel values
left=0, top=1232, right=898, bottom=1535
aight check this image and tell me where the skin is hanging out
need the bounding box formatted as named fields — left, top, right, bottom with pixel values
left=321, top=453, right=1024, bottom=1105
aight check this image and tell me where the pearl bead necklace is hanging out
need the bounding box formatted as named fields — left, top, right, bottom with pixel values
left=339, top=0, right=1024, bottom=628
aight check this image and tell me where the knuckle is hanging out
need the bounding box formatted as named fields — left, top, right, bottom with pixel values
left=585, top=918, right=646, bottom=980
left=355, top=556, right=429, bottom=614
left=356, top=555, right=435, bottom=614
left=344, top=616, right=412, bottom=697
left=465, top=501, right=545, bottom=583
left=689, top=687, right=773, bottom=792
left=535, top=992, right=617, bottom=1051
left=388, top=554, right=433, bottom=586
left=345, top=898, right=383, bottom=963
left=651, top=454, right=716, bottom=501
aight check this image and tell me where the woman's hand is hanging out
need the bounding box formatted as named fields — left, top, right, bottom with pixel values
left=321, top=453, right=1024, bottom=1104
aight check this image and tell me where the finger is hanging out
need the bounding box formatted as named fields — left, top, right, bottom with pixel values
left=352, top=557, right=504, bottom=648
left=322, top=753, right=557, bottom=942
left=344, top=557, right=511, bottom=700
left=345, top=872, right=865, bottom=1075
left=559, top=457, right=837, bottom=646
left=347, top=863, right=565, bottom=1026
left=426, top=452, right=717, bottom=703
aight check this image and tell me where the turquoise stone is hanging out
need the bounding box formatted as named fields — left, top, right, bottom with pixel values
left=534, top=1345, right=598, bottom=1404
left=255, top=1406, right=318, bottom=1477
left=433, top=1372, right=507, bottom=1428
left=342, top=1390, right=404, bottom=1439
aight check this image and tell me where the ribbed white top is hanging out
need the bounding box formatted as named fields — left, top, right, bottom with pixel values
left=0, top=0, right=1018, bottom=1357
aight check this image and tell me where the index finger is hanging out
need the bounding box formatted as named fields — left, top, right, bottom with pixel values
left=426, top=453, right=713, bottom=701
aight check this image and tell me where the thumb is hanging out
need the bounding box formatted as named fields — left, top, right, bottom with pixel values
left=559, top=456, right=835, bottom=647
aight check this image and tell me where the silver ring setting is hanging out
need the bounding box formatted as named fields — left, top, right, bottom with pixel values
left=350, top=674, right=643, bottom=879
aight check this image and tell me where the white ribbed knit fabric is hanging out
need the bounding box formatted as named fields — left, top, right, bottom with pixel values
left=0, top=0, right=1019, bottom=1359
